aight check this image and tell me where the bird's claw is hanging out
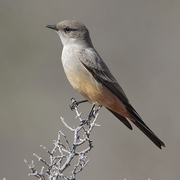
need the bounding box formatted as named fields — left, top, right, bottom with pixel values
left=69, top=97, right=79, bottom=110
left=69, top=98, right=88, bottom=110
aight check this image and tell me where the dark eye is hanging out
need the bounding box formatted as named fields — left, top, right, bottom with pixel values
left=65, top=27, right=71, bottom=32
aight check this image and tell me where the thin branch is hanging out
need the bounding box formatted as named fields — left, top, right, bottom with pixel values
left=25, top=98, right=100, bottom=180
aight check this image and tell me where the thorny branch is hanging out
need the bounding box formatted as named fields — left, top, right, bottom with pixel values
left=25, top=98, right=101, bottom=180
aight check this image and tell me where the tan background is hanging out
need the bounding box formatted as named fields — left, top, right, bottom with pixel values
left=1, top=0, right=180, bottom=179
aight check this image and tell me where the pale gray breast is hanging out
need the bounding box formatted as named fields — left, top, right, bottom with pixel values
left=61, top=45, right=88, bottom=76
left=61, top=45, right=106, bottom=103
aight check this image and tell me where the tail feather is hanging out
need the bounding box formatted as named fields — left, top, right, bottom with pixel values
left=132, top=120, right=165, bottom=149
left=107, top=108, right=132, bottom=130
left=107, top=105, right=165, bottom=149
left=126, top=106, right=165, bottom=149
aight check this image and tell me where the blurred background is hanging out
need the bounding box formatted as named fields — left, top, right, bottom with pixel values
left=1, top=0, right=180, bottom=179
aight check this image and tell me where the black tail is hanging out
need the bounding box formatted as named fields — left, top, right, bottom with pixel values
left=107, top=108, right=132, bottom=130
left=126, top=106, right=165, bottom=149
left=107, top=106, right=165, bottom=149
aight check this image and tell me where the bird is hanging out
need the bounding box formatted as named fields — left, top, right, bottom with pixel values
left=45, top=20, right=165, bottom=149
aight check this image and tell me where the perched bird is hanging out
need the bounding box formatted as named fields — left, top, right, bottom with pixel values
left=45, top=20, right=165, bottom=149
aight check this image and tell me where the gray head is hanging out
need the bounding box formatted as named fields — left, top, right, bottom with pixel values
left=45, top=20, right=93, bottom=47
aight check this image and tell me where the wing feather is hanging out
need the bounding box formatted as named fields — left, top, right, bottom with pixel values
left=75, top=48, right=165, bottom=149
left=77, top=48, right=129, bottom=104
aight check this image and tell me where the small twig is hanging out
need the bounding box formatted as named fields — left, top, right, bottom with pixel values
left=61, top=117, right=75, bottom=132
left=25, top=98, right=101, bottom=180
left=24, top=159, right=45, bottom=180
left=33, top=153, right=51, bottom=167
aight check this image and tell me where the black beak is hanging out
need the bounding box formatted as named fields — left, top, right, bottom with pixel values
left=45, top=25, right=59, bottom=31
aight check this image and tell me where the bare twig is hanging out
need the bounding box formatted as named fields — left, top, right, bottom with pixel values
left=25, top=98, right=100, bottom=180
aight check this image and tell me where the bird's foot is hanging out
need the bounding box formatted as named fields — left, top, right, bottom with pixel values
left=79, top=104, right=96, bottom=127
left=69, top=97, right=88, bottom=110
left=86, top=104, right=102, bottom=127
